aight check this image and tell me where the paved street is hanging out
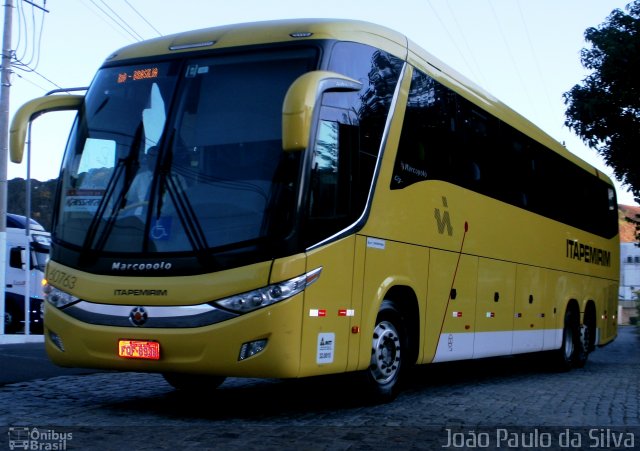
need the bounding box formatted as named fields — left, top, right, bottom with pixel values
left=0, top=341, right=105, bottom=386
left=1, top=327, right=638, bottom=450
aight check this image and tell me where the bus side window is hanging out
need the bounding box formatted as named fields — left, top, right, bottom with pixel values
left=306, top=116, right=362, bottom=245
left=309, top=120, right=340, bottom=218
left=392, top=69, right=458, bottom=189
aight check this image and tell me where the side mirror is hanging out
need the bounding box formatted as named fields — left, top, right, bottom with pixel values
left=282, top=71, right=362, bottom=151
left=10, top=94, right=84, bottom=163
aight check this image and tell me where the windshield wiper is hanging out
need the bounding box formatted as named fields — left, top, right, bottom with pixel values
left=79, top=124, right=144, bottom=264
left=156, top=135, right=214, bottom=267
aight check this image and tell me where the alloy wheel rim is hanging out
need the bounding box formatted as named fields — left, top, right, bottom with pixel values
left=370, top=320, right=401, bottom=384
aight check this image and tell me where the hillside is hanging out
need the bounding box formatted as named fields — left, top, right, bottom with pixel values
left=7, top=178, right=57, bottom=230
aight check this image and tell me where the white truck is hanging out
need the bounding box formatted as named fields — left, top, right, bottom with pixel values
left=4, top=213, right=51, bottom=333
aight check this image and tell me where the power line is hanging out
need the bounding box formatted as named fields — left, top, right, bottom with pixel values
left=13, top=0, right=29, bottom=63
left=97, top=0, right=144, bottom=41
left=85, top=0, right=141, bottom=42
left=20, top=0, right=46, bottom=70
left=14, top=65, right=63, bottom=91
left=13, top=70, right=49, bottom=92
left=12, top=0, right=47, bottom=74
left=124, top=0, right=162, bottom=37
left=444, top=2, right=489, bottom=87
left=486, top=0, right=536, bottom=115
left=74, top=0, right=131, bottom=42
left=426, top=0, right=479, bottom=82
left=515, top=0, right=554, bottom=112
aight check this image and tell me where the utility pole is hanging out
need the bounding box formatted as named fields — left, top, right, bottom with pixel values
left=0, top=0, right=13, bottom=334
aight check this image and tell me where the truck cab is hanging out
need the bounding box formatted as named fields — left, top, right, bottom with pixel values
left=4, top=213, right=51, bottom=333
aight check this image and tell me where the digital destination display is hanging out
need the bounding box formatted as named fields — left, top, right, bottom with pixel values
left=117, top=67, right=159, bottom=84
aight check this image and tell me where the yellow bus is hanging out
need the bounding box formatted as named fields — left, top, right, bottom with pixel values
left=10, top=19, right=619, bottom=401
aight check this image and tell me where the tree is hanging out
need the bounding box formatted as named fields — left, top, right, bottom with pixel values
left=7, top=178, right=57, bottom=230
left=564, top=1, right=640, bottom=207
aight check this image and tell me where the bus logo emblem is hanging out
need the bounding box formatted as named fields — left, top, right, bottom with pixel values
left=129, top=307, right=149, bottom=327
left=434, top=196, right=453, bottom=236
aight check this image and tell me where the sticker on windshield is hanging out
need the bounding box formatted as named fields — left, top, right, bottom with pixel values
left=185, top=65, right=198, bottom=78
left=150, top=216, right=172, bottom=241
left=64, top=189, right=104, bottom=213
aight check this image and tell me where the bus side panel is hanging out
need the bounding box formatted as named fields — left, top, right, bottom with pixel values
left=543, top=271, right=581, bottom=351
left=346, top=235, right=367, bottom=372
left=512, top=265, right=547, bottom=354
left=427, top=251, right=478, bottom=363
left=598, top=282, right=619, bottom=346
left=473, top=258, right=516, bottom=358
left=298, top=236, right=356, bottom=377
left=356, top=238, right=429, bottom=371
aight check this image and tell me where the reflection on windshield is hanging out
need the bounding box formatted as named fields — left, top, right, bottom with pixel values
left=54, top=49, right=316, bottom=264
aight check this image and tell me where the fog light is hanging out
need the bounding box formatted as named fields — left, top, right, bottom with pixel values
left=238, top=339, right=267, bottom=360
left=49, top=331, right=65, bottom=352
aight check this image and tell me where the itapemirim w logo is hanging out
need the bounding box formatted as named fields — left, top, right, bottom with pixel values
left=7, top=427, right=72, bottom=450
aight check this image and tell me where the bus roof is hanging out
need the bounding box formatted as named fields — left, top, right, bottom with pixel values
left=106, top=19, right=408, bottom=63
left=105, top=18, right=613, bottom=188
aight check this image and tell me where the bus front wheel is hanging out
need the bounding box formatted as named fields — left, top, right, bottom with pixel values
left=362, top=302, right=407, bottom=402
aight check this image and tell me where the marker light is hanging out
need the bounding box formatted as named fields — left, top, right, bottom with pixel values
left=49, top=331, right=65, bottom=352
left=238, top=339, right=268, bottom=360
left=169, top=41, right=215, bottom=51
left=214, top=268, right=322, bottom=314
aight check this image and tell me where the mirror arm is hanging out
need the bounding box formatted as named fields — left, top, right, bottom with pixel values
left=10, top=95, right=84, bottom=163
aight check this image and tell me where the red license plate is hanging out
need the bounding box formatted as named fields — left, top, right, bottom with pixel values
left=118, top=340, right=160, bottom=360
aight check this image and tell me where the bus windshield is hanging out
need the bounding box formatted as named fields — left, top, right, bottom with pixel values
left=54, top=48, right=317, bottom=268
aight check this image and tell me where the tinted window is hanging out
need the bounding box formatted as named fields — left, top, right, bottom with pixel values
left=54, top=48, right=317, bottom=273
left=303, top=42, right=403, bottom=246
left=392, top=67, right=618, bottom=239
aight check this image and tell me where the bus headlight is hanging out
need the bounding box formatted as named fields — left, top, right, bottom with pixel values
left=214, top=267, right=322, bottom=314
left=43, top=281, right=80, bottom=309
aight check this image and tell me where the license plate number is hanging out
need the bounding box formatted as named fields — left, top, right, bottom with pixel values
left=118, top=340, right=160, bottom=360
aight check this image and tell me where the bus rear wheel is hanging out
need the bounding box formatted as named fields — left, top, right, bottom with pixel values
left=362, top=302, right=406, bottom=402
left=553, top=308, right=581, bottom=371
left=162, top=373, right=226, bottom=392
left=574, top=322, right=591, bottom=369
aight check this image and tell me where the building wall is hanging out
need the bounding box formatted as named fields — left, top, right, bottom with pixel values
left=619, top=242, right=640, bottom=324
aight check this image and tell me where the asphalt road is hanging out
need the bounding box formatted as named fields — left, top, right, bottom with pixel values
left=0, top=341, right=104, bottom=386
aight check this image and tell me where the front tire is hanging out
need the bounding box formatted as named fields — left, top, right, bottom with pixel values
left=362, top=302, right=407, bottom=402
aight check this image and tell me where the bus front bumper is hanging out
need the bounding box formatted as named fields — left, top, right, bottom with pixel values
left=43, top=295, right=304, bottom=378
